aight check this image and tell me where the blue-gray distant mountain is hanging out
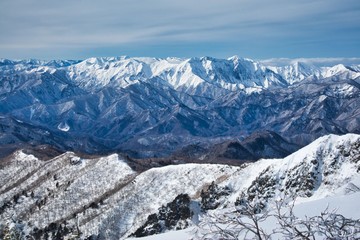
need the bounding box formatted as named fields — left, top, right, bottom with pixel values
left=0, top=56, right=359, bottom=158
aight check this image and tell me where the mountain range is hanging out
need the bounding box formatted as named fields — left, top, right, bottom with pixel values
left=0, top=56, right=360, bottom=159
left=1, top=56, right=360, bottom=239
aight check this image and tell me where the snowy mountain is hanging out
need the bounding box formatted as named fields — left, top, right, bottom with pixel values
left=0, top=56, right=360, bottom=157
left=0, top=133, right=359, bottom=239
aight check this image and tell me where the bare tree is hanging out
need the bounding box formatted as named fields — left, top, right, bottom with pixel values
left=197, top=194, right=360, bottom=240
left=273, top=198, right=315, bottom=239
left=273, top=199, right=360, bottom=239
left=346, top=183, right=360, bottom=194
left=197, top=193, right=271, bottom=240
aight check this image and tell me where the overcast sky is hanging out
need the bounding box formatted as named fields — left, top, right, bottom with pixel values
left=0, top=0, right=359, bottom=60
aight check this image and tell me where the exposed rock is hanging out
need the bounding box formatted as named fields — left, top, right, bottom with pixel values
left=131, top=194, right=193, bottom=237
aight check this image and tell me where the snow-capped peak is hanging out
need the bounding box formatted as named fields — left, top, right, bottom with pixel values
left=322, top=63, right=360, bottom=79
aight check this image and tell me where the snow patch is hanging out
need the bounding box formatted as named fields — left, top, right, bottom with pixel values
left=58, top=122, right=70, bottom=132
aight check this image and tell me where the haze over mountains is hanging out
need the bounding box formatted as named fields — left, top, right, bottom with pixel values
left=0, top=56, right=360, bottom=159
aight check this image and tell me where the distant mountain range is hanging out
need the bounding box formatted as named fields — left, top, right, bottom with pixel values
left=1, top=56, right=359, bottom=159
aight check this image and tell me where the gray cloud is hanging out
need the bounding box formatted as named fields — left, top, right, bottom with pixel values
left=0, top=0, right=359, bottom=59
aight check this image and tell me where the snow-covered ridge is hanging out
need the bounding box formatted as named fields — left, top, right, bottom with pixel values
left=2, top=56, right=359, bottom=91
left=0, top=134, right=359, bottom=239
left=2, top=55, right=359, bottom=99
left=222, top=134, right=360, bottom=203
left=67, top=56, right=273, bottom=90
left=66, top=56, right=360, bottom=90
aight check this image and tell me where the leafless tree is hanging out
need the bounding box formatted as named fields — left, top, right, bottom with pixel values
left=273, top=198, right=360, bottom=239
left=346, top=183, right=360, bottom=194
left=197, top=193, right=271, bottom=240
left=273, top=198, right=315, bottom=239
left=197, top=194, right=360, bottom=240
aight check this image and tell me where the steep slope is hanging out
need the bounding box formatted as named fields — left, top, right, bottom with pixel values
left=1, top=56, right=360, bottom=157
left=222, top=134, right=360, bottom=203
left=0, top=134, right=359, bottom=239
left=131, top=133, right=360, bottom=239
left=0, top=150, right=239, bottom=239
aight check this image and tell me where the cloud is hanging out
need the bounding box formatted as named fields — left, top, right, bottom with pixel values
left=0, top=0, right=359, bottom=59
left=260, top=57, right=360, bottom=67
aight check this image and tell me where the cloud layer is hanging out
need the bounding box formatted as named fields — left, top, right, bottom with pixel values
left=0, top=0, right=359, bottom=59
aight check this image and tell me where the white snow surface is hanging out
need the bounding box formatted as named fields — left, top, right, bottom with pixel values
left=0, top=134, right=359, bottom=239
left=126, top=133, right=360, bottom=239
left=128, top=191, right=360, bottom=240
left=222, top=134, right=360, bottom=203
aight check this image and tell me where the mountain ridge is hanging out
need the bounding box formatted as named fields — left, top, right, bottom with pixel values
left=0, top=133, right=359, bottom=239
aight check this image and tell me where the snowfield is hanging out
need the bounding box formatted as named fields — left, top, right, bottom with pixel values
left=127, top=191, right=360, bottom=240
left=0, top=133, right=359, bottom=239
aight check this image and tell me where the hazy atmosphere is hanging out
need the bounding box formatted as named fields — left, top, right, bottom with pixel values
left=1, top=0, right=359, bottom=60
